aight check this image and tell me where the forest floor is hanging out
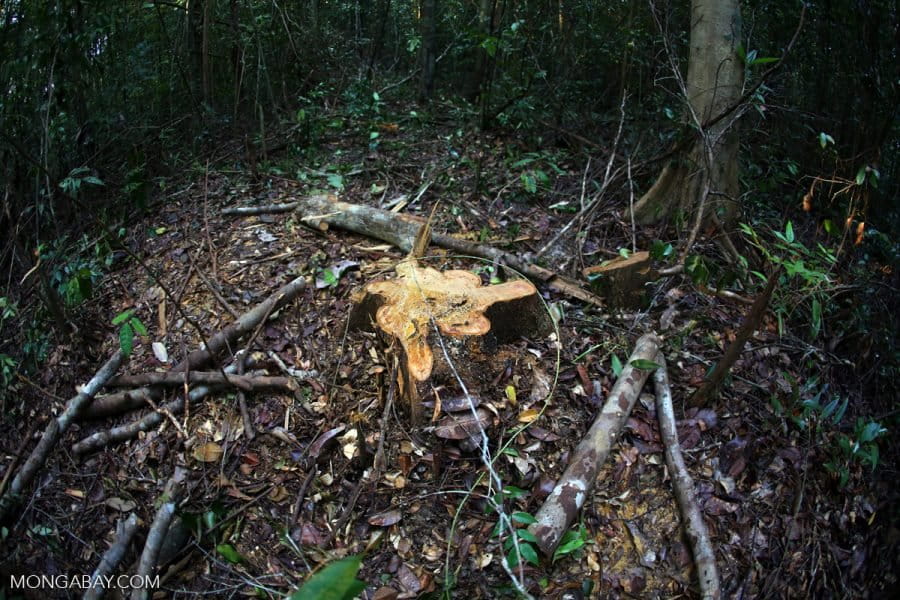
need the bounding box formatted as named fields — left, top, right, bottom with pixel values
left=2, top=103, right=898, bottom=599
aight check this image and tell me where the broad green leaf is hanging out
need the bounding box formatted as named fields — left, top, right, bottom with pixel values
left=519, top=542, right=540, bottom=566
left=516, top=529, right=537, bottom=543
left=855, top=166, right=866, bottom=185
left=119, top=323, right=134, bottom=356
left=785, top=221, right=795, bottom=243
left=112, top=309, right=134, bottom=326
left=630, top=358, right=662, bottom=371
left=216, top=543, right=243, bottom=564
left=512, top=512, right=537, bottom=525
left=289, top=555, right=365, bottom=600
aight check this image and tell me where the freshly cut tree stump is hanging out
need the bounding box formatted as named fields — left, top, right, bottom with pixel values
left=352, top=259, right=550, bottom=424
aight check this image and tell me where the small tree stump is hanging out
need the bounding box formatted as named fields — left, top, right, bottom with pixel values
left=351, top=259, right=550, bottom=424
left=583, top=251, right=654, bottom=309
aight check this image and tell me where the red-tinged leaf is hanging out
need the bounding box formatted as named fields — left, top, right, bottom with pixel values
left=527, top=426, right=560, bottom=442
left=576, top=364, right=592, bottom=394
left=242, top=451, right=260, bottom=466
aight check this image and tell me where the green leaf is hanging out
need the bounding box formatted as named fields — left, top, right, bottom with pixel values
left=611, top=355, right=623, bottom=377
left=818, top=132, right=834, bottom=148
left=618, top=248, right=631, bottom=259
left=750, top=56, right=779, bottom=65
left=823, top=219, right=837, bottom=237
left=83, top=176, right=105, bottom=186
left=518, top=542, right=540, bottom=566
left=112, top=309, right=134, bottom=326
left=130, top=317, right=148, bottom=336
left=119, top=323, right=134, bottom=356
left=810, top=299, right=821, bottom=338
left=327, top=174, right=344, bottom=190
left=516, top=529, right=538, bottom=543
left=855, top=166, right=866, bottom=185
left=501, top=485, right=528, bottom=500
left=785, top=221, right=795, bottom=243
left=289, top=555, right=366, bottom=600
left=216, top=544, right=244, bottom=564
left=650, top=240, right=674, bottom=260
left=512, top=512, right=537, bottom=525
left=321, top=268, right=338, bottom=287
left=629, top=358, right=662, bottom=371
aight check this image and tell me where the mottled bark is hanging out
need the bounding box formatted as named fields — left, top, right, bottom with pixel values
left=130, top=473, right=186, bottom=600
left=529, top=333, right=661, bottom=555
left=653, top=356, right=721, bottom=600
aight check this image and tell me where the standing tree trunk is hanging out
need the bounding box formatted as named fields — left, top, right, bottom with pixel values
left=633, top=0, right=743, bottom=229
left=418, top=0, right=437, bottom=101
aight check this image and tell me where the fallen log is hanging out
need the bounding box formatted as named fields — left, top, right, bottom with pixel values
left=223, top=195, right=604, bottom=307
left=82, top=275, right=306, bottom=419
left=653, top=355, right=721, bottom=600
left=0, top=350, right=125, bottom=522
left=528, top=333, right=660, bottom=555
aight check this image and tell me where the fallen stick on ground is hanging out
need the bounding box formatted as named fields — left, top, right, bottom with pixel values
left=84, top=512, right=141, bottom=600
left=652, top=355, right=721, bottom=600
left=223, top=196, right=604, bottom=307
left=528, top=333, right=661, bottom=555
left=107, top=371, right=297, bottom=392
left=73, top=365, right=252, bottom=455
left=82, top=276, right=306, bottom=419
left=0, top=350, right=125, bottom=522
left=131, top=472, right=186, bottom=600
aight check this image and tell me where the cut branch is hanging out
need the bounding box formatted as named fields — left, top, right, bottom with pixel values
left=690, top=270, right=778, bottom=406
left=73, top=365, right=242, bottom=455
left=82, top=276, right=306, bottom=419
left=130, top=472, right=186, bottom=600
left=0, top=350, right=125, bottom=522
left=652, top=356, right=721, bottom=600
left=107, top=371, right=296, bottom=392
left=528, top=333, right=661, bottom=555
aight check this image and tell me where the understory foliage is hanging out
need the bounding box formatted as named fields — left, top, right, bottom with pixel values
left=0, top=0, right=897, bottom=598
